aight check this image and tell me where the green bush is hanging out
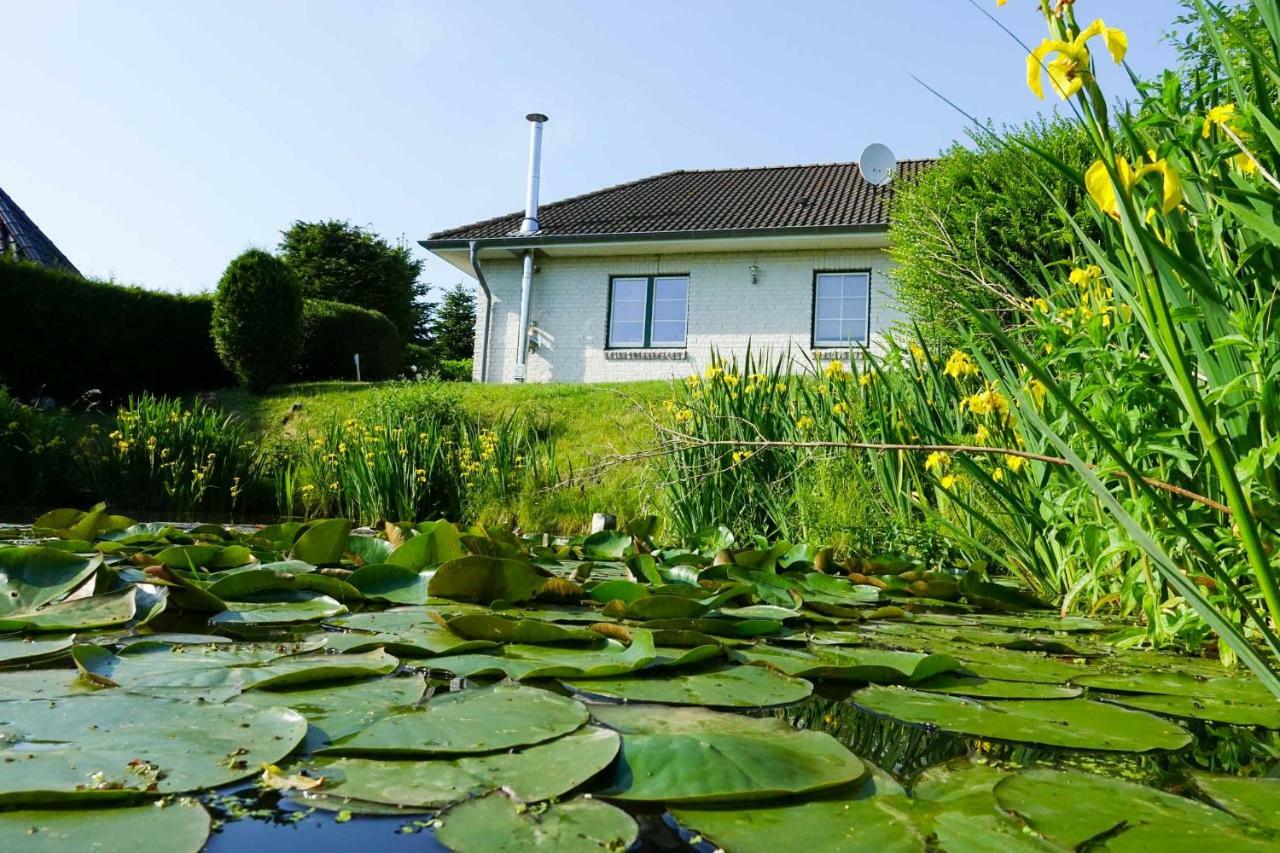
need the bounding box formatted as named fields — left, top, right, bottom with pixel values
left=212, top=250, right=303, bottom=392
left=887, top=116, right=1097, bottom=344
left=403, top=343, right=435, bottom=377
left=296, top=299, right=402, bottom=382
left=436, top=358, right=473, bottom=382
left=0, top=259, right=232, bottom=401
left=0, top=387, right=79, bottom=504
left=280, top=220, right=425, bottom=339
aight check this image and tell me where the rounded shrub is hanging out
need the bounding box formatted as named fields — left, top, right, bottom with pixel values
left=212, top=250, right=303, bottom=392
left=296, top=299, right=402, bottom=382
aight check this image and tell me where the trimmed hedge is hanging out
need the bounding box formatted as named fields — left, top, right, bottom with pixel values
left=296, top=299, right=403, bottom=382
left=0, top=259, right=232, bottom=401
left=437, top=358, right=473, bottom=382
left=213, top=250, right=303, bottom=392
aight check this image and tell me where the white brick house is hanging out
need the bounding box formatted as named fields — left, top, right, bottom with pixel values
left=423, top=159, right=931, bottom=384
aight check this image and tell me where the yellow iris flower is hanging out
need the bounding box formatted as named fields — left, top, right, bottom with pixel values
left=925, top=451, right=951, bottom=473
left=1202, top=103, right=1239, bottom=139
left=1084, top=154, right=1182, bottom=220
left=1027, top=19, right=1128, bottom=100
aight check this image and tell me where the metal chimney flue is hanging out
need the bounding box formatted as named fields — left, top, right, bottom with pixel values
left=520, top=113, right=548, bottom=235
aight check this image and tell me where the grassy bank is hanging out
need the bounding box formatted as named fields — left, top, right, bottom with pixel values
left=213, top=380, right=669, bottom=532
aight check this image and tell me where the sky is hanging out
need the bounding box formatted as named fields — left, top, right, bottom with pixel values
left=3, top=0, right=1188, bottom=298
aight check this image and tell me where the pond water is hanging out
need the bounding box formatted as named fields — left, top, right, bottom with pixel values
left=1, top=514, right=1277, bottom=852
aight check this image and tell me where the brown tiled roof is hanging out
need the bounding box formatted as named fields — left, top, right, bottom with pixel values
left=424, top=159, right=933, bottom=244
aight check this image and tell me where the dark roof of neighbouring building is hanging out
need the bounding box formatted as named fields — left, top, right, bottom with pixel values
left=0, top=184, right=81, bottom=274
left=423, top=159, right=934, bottom=245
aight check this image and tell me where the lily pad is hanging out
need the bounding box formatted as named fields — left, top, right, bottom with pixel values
left=563, top=663, right=811, bottom=707
left=231, top=674, right=427, bottom=751
left=310, top=725, right=620, bottom=809
left=323, top=683, right=587, bottom=756
left=440, top=613, right=600, bottom=644
left=0, top=548, right=100, bottom=614
left=208, top=593, right=346, bottom=625
left=591, top=703, right=866, bottom=803
left=853, top=686, right=1192, bottom=752
left=1072, top=671, right=1273, bottom=703
left=0, top=693, right=305, bottom=804
left=426, top=630, right=656, bottom=681
left=435, top=792, right=638, bottom=853
left=1193, top=772, right=1280, bottom=832
left=1099, top=691, right=1280, bottom=727
left=944, top=645, right=1088, bottom=684
left=325, top=609, right=497, bottom=657
left=386, top=521, right=466, bottom=570
left=347, top=564, right=430, bottom=605
left=0, top=635, right=74, bottom=667
left=428, top=556, right=552, bottom=604
left=914, top=673, right=1083, bottom=699
left=0, top=587, right=148, bottom=632
left=0, top=801, right=212, bottom=853
left=289, top=519, right=353, bottom=565
left=994, top=767, right=1273, bottom=850
left=72, top=643, right=398, bottom=696
left=735, top=644, right=964, bottom=684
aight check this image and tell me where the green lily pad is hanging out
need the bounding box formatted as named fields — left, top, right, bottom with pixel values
left=944, top=646, right=1087, bottom=683
left=325, top=609, right=497, bottom=657
left=387, top=521, right=466, bottom=570
left=428, top=556, right=552, bottom=604
left=1072, top=671, right=1273, bottom=703
left=591, top=703, right=866, bottom=803
left=994, top=768, right=1273, bottom=850
left=0, top=668, right=102, bottom=701
left=440, top=613, right=600, bottom=644
left=1099, top=691, right=1280, bottom=727
left=426, top=630, right=656, bottom=681
left=0, top=800, right=212, bottom=853
left=0, top=548, right=100, bottom=614
left=206, top=568, right=361, bottom=604
left=231, top=674, right=427, bottom=751
left=853, top=686, right=1192, bottom=752
left=435, top=792, right=638, bottom=853
left=1193, top=772, right=1280, bottom=832
left=0, top=693, right=306, bottom=804
left=734, top=644, right=964, bottom=684
left=289, top=519, right=353, bottom=565
left=0, top=635, right=74, bottom=667
left=347, top=564, right=430, bottom=604
left=0, top=587, right=148, bottom=632
left=642, top=617, right=782, bottom=637
left=563, top=663, right=811, bottom=707
left=72, top=643, right=398, bottom=696
left=208, top=593, right=346, bottom=625
left=311, top=725, right=619, bottom=809
left=323, top=683, right=587, bottom=756
left=914, top=674, right=1083, bottom=699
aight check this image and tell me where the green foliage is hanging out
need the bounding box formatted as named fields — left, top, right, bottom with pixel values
left=279, top=220, right=425, bottom=340
left=0, top=387, right=78, bottom=504
left=80, top=393, right=256, bottom=514
left=212, top=249, right=303, bottom=392
left=403, top=343, right=435, bottom=377
left=296, top=299, right=402, bottom=382
left=887, top=116, right=1097, bottom=344
left=0, top=258, right=231, bottom=400
left=436, top=358, right=473, bottom=382
left=427, top=282, right=477, bottom=363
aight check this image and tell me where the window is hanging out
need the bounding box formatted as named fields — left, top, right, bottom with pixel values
left=608, top=275, right=688, bottom=348
left=812, top=271, right=870, bottom=347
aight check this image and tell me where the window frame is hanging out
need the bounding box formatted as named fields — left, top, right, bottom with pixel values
left=810, top=269, right=872, bottom=349
left=606, top=274, right=689, bottom=349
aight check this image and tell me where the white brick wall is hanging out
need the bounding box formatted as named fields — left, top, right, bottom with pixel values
left=472, top=247, right=902, bottom=383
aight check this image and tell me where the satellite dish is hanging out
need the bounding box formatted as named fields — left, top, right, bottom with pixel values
left=859, top=143, right=896, bottom=187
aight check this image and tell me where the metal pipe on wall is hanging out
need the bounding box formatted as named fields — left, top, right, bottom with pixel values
left=514, top=113, right=547, bottom=382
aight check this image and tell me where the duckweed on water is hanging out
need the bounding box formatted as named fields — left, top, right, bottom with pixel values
left=0, top=506, right=1277, bottom=851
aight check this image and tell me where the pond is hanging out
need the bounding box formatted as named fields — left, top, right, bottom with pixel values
left=1, top=510, right=1277, bottom=852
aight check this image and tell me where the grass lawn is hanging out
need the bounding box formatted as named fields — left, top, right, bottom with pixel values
left=214, top=380, right=672, bottom=532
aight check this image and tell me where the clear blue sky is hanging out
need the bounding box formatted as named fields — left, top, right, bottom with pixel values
left=3, top=0, right=1187, bottom=297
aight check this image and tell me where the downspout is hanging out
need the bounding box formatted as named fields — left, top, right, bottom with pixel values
left=469, top=239, right=492, bottom=384
left=514, top=113, right=547, bottom=382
